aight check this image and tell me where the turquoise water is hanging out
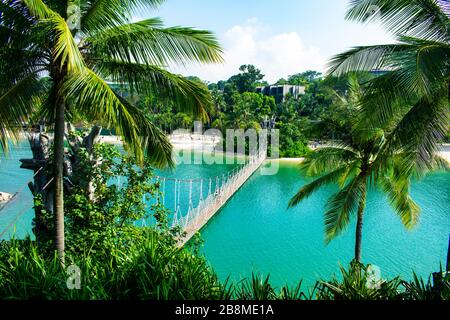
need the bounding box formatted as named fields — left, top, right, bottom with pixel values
left=0, top=142, right=34, bottom=239
left=200, top=162, right=450, bottom=288
left=1, top=142, right=449, bottom=289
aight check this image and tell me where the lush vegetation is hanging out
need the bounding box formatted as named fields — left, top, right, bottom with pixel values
left=137, top=65, right=380, bottom=158
left=0, top=0, right=223, bottom=259
left=1, top=233, right=449, bottom=300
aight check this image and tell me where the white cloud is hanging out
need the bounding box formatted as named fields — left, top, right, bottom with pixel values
left=168, top=18, right=326, bottom=84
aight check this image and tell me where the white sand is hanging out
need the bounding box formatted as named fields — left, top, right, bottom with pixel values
left=277, top=158, right=304, bottom=163
left=98, top=133, right=221, bottom=151
left=439, top=144, right=450, bottom=163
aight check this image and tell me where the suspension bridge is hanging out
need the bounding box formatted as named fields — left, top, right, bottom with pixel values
left=153, top=146, right=267, bottom=247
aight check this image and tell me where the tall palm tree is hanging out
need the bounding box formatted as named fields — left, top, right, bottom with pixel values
left=288, top=78, right=437, bottom=262
left=328, top=0, right=450, bottom=176
left=0, top=0, right=223, bottom=260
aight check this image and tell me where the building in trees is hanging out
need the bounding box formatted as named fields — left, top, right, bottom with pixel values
left=256, top=85, right=305, bottom=103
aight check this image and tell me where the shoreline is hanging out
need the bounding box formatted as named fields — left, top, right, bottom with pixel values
left=99, top=135, right=450, bottom=164
left=26, top=134, right=450, bottom=164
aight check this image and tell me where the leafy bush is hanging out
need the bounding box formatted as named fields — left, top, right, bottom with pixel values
left=316, top=261, right=403, bottom=300
left=402, top=269, right=450, bottom=300
left=0, top=233, right=224, bottom=300
left=277, top=122, right=311, bottom=158
left=34, top=142, right=179, bottom=257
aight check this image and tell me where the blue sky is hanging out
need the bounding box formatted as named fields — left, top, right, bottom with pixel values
left=135, top=0, right=394, bottom=83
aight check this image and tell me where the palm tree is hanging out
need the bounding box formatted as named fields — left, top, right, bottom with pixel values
left=328, top=0, right=450, bottom=176
left=288, top=78, right=426, bottom=262
left=0, top=0, right=223, bottom=260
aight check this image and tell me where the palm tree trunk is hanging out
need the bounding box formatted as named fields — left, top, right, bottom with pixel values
left=355, top=183, right=367, bottom=263
left=54, top=93, right=66, bottom=264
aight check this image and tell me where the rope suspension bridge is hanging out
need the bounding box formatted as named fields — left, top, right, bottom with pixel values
left=149, top=146, right=267, bottom=247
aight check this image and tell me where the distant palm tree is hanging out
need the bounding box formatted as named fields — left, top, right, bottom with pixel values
left=0, top=0, right=223, bottom=260
left=328, top=0, right=450, bottom=175
left=288, top=78, right=446, bottom=262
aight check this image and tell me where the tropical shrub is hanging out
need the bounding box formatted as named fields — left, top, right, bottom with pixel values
left=0, top=233, right=224, bottom=300
left=316, top=261, right=403, bottom=300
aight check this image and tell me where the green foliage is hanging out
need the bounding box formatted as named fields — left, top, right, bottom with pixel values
left=402, top=269, right=450, bottom=300
left=1, top=240, right=447, bottom=301
left=329, top=0, right=450, bottom=174
left=228, top=65, right=266, bottom=94
left=316, top=261, right=450, bottom=301
left=278, top=122, right=311, bottom=158
left=316, top=261, right=403, bottom=300
left=1, top=0, right=223, bottom=166
left=232, top=274, right=311, bottom=300
left=288, top=71, right=322, bottom=86
left=0, top=234, right=225, bottom=300
left=33, top=141, right=179, bottom=256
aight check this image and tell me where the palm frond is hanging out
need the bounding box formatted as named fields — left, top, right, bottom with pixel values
left=49, top=14, right=85, bottom=72
left=324, top=175, right=366, bottom=242
left=288, top=165, right=355, bottom=208
left=387, top=92, right=449, bottom=173
left=379, top=174, right=420, bottom=229
left=354, top=72, right=420, bottom=132
left=62, top=68, right=173, bottom=167
left=81, top=0, right=164, bottom=33
left=390, top=36, right=450, bottom=99
left=299, top=145, right=358, bottom=176
left=116, top=95, right=174, bottom=168
left=22, top=0, right=54, bottom=19
left=346, top=0, right=450, bottom=41
left=0, top=73, right=44, bottom=153
left=0, top=1, right=34, bottom=27
left=93, top=60, right=212, bottom=120
left=328, top=44, right=409, bottom=76
left=86, top=18, right=223, bottom=66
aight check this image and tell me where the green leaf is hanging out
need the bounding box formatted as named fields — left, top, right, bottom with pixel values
left=86, top=18, right=223, bottom=66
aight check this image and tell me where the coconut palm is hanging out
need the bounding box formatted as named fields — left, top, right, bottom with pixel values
left=328, top=0, right=450, bottom=176
left=288, top=78, right=436, bottom=262
left=0, top=0, right=223, bottom=260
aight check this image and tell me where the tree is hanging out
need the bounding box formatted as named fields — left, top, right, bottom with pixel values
left=288, top=71, right=322, bottom=86
left=288, top=78, right=435, bottom=262
left=0, top=0, right=223, bottom=260
left=329, top=0, right=450, bottom=176
left=228, top=64, right=265, bottom=93
left=275, top=78, right=289, bottom=85
left=299, top=80, right=334, bottom=119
